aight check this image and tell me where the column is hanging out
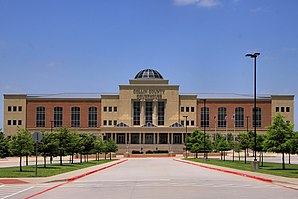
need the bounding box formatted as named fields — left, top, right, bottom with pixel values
left=143, top=133, right=145, bottom=144
left=139, top=133, right=141, bottom=144
left=153, top=101, right=158, bottom=125
left=168, top=133, right=170, bottom=144
left=141, top=101, right=145, bottom=126
left=129, top=133, right=131, bottom=144
left=153, top=133, right=156, bottom=144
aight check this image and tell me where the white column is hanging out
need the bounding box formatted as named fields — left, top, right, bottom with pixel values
left=141, top=101, right=145, bottom=126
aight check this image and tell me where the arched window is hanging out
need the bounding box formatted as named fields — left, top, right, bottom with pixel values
left=235, top=107, right=244, bottom=128
left=36, top=106, right=45, bottom=127
left=218, top=107, right=227, bottom=128
left=88, top=107, right=97, bottom=128
left=54, top=107, right=63, bottom=127
left=71, top=107, right=80, bottom=127
left=253, top=107, right=262, bottom=128
left=201, top=107, right=209, bottom=127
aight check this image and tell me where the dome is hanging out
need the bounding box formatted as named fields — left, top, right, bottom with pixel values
left=134, top=69, right=164, bottom=79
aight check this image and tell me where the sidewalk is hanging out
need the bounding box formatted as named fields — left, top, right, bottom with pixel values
left=0, top=159, right=127, bottom=185
left=175, top=159, right=298, bottom=190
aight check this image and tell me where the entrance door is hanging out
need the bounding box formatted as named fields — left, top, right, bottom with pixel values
left=173, top=133, right=182, bottom=144
left=145, top=133, right=153, bottom=144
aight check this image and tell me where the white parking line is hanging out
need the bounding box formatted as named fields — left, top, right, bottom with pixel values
left=0, top=186, right=34, bottom=199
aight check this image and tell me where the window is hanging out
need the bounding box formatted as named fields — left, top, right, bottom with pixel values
left=200, top=107, right=209, bottom=127
left=218, top=107, right=227, bottom=128
left=133, top=101, right=140, bottom=125
left=159, top=133, right=168, bottom=144
left=36, top=106, right=45, bottom=127
left=158, top=101, right=165, bottom=126
left=88, top=107, right=97, bottom=127
left=108, top=106, right=112, bottom=112
left=186, top=107, right=189, bottom=112
left=253, top=107, right=262, bottom=128
left=276, top=107, right=279, bottom=112
left=114, top=107, right=117, bottom=112
left=131, top=133, right=139, bottom=144
left=13, top=120, right=17, bottom=125
left=145, top=102, right=153, bottom=124
left=286, top=107, right=290, bottom=112
left=71, top=107, right=80, bottom=127
left=117, top=133, right=126, bottom=144
left=8, top=106, right=12, bottom=112
left=13, top=106, right=17, bottom=112
left=103, top=107, right=107, bottom=112
left=181, top=107, right=184, bottom=112
left=191, top=107, right=195, bottom=112
left=114, top=120, right=117, bottom=126
left=18, top=106, right=22, bottom=112
left=186, top=120, right=189, bottom=126
left=191, top=120, right=195, bottom=126
left=235, top=107, right=244, bottom=128
left=8, top=120, right=11, bottom=125
left=181, top=120, right=184, bottom=126
left=281, top=107, right=285, bottom=112
left=18, top=120, right=22, bottom=126
left=54, top=107, right=63, bottom=128
left=173, top=133, right=182, bottom=144
left=108, top=120, right=112, bottom=126
left=103, top=120, right=107, bottom=126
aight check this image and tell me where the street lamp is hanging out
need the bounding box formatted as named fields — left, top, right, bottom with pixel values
left=183, top=115, right=188, bottom=158
left=246, top=52, right=260, bottom=169
left=203, top=99, right=207, bottom=160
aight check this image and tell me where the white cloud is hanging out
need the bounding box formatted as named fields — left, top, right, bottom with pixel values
left=174, top=0, right=221, bottom=7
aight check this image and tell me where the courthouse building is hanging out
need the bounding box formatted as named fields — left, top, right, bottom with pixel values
left=3, top=69, right=294, bottom=153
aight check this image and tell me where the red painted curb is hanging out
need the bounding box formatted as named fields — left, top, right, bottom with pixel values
left=0, top=179, right=28, bottom=184
left=173, top=159, right=273, bottom=183
left=24, top=159, right=128, bottom=199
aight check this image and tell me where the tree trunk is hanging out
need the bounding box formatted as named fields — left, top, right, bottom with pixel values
left=232, top=150, right=234, bottom=162
left=244, top=149, right=247, bottom=164
left=60, top=155, right=63, bottom=166
left=195, top=152, right=198, bottom=159
left=223, top=151, right=226, bottom=161
left=282, top=152, right=285, bottom=169
left=19, top=155, right=22, bottom=172
left=87, top=154, right=89, bottom=162
left=71, top=153, right=74, bottom=164
left=261, top=151, right=264, bottom=167
left=26, top=155, right=29, bottom=166
left=220, top=152, right=222, bottom=160
left=110, top=152, right=112, bottom=160
left=44, top=156, right=46, bottom=168
left=105, top=153, right=107, bottom=160
left=238, top=152, right=240, bottom=161
left=50, top=156, right=53, bottom=164
left=80, top=153, right=82, bottom=163
left=289, top=153, right=291, bottom=164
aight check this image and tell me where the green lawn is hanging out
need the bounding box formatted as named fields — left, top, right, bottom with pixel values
left=185, top=158, right=298, bottom=178
left=0, top=159, right=114, bottom=178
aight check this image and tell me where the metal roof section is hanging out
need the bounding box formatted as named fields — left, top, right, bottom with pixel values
left=26, top=93, right=102, bottom=99
left=195, top=93, right=272, bottom=99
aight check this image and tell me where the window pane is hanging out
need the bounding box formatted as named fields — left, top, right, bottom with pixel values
left=54, top=107, right=63, bottom=127
left=201, top=107, right=209, bottom=127
left=158, top=101, right=165, bottom=126
left=145, top=102, right=153, bottom=124
left=71, top=107, right=80, bottom=127
left=133, top=101, right=140, bottom=125
left=36, top=107, right=45, bottom=127
left=235, top=107, right=244, bottom=128
left=88, top=107, right=97, bottom=127
left=218, top=107, right=227, bottom=128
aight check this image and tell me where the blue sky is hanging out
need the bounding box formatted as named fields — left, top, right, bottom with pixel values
left=0, top=0, right=297, bottom=130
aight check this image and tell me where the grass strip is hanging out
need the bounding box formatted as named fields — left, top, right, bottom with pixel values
left=0, top=159, right=114, bottom=178
left=185, top=158, right=298, bottom=178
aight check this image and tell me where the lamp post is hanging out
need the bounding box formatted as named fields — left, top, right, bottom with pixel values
left=203, top=99, right=207, bottom=160
left=246, top=52, right=260, bottom=170
left=246, top=116, right=249, bottom=133
left=183, top=115, right=188, bottom=158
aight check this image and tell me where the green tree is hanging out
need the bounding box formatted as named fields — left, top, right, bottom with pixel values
left=186, top=130, right=212, bottom=158
left=93, top=137, right=104, bottom=161
left=233, top=140, right=242, bottom=161
left=213, top=134, right=230, bottom=161
left=264, top=114, right=294, bottom=169
left=9, top=129, right=34, bottom=172
left=104, top=140, right=118, bottom=160
left=286, top=131, right=298, bottom=164
left=80, top=134, right=95, bottom=162
left=39, top=132, right=59, bottom=167
left=238, top=133, right=250, bottom=164
left=0, top=131, right=10, bottom=158
left=67, top=132, right=82, bottom=164
left=56, top=128, right=72, bottom=166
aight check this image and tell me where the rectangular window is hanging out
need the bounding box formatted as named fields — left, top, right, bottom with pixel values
left=18, top=106, right=22, bottom=112
left=13, top=106, right=17, bottom=112
left=186, top=107, right=189, bottom=112
left=114, top=120, right=117, bottom=126
left=276, top=107, right=279, bottom=112
left=117, top=133, right=126, bottom=144
left=286, top=107, right=290, bottom=112
left=191, top=107, right=195, bottom=112
left=235, top=107, right=244, bottom=128
left=18, top=120, right=22, bottom=126
left=108, top=120, right=112, bottom=126
left=181, top=107, right=184, bottom=112
left=181, top=120, right=184, bottom=126
left=281, top=107, right=285, bottom=112
left=133, top=101, right=140, bottom=125
left=114, top=107, right=117, bottom=112
left=103, top=120, right=107, bottom=126
left=36, top=107, right=46, bottom=127
left=8, top=120, right=11, bottom=125
left=158, top=101, right=165, bottom=126
left=88, top=107, right=97, bottom=128
left=191, top=120, right=195, bottom=126
left=13, top=120, right=17, bottom=125
left=218, top=107, right=227, bottom=128
left=145, top=102, right=153, bottom=124
left=103, top=107, right=107, bottom=112
left=108, top=107, right=112, bottom=112
left=186, top=120, right=189, bottom=126
left=8, top=106, right=12, bottom=112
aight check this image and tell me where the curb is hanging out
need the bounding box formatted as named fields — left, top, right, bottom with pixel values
left=173, top=159, right=273, bottom=183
